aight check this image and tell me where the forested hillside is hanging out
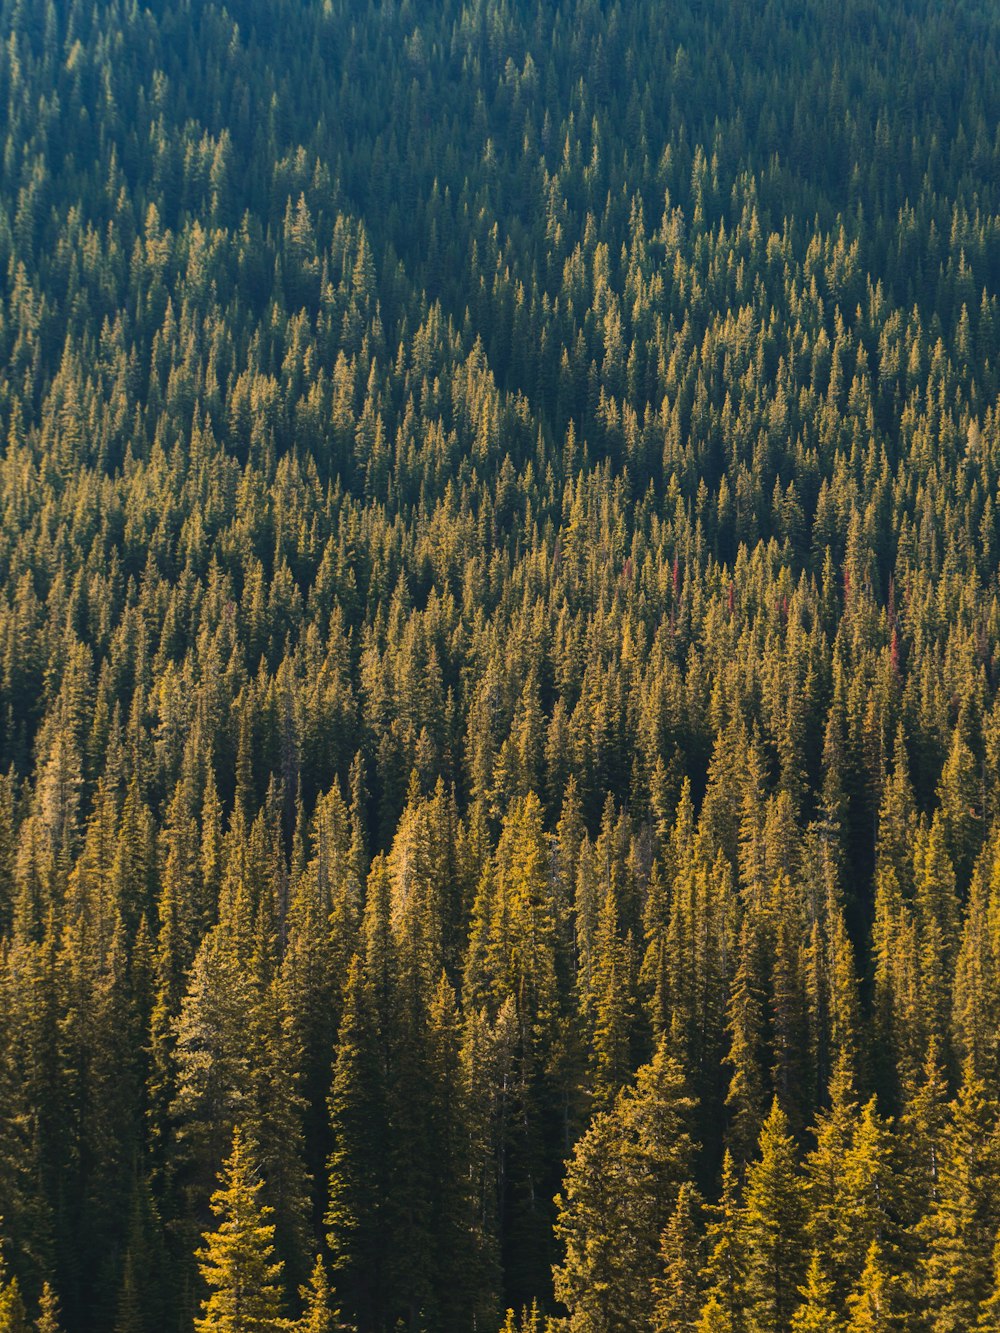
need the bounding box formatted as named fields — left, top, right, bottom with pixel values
left=2, top=0, right=1000, bottom=1328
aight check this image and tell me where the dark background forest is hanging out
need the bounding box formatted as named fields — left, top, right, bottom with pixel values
left=2, top=0, right=1000, bottom=1328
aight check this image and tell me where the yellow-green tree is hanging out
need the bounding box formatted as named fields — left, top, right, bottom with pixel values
left=739, top=1100, right=808, bottom=1333
left=553, top=1041, right=695, bottom=1330
left=195, top=1127, right=286, bottom=1333
left=292, top=1255, right=349, bottom=1333
left=790, top=1254, right=840, bottom=1333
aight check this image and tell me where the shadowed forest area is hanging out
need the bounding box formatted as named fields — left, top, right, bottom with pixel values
left=3, top=0, right=1000, bottom=1328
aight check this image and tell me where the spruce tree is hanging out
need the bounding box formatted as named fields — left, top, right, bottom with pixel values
left=697, top=1152, right=746, bottom=1333
left=553, top=1041, right=695, bottom=1330
left=695, top=1295, right=737, bottom=1333
left=0, top=1263, right=28, bottom=1333
left=293, top=1255, right=348, bottom=1333
left=845, top=1242, right=906, bottom=1332
left=33, top=1286, right=61, bottom=1333
left=739, top=1099, right=808, bottom=1333
left=194, top=1127, right=286, bottom=1333
left=726, top=917, right=769, bottom=1164
left=919, top=1071, right=1000, bottom=1331
left=653, top=1181, right=703, bottom=1331
left=325, top=956, right=388, bottom=1331
left=790, top=1254, right=840, bottom=1333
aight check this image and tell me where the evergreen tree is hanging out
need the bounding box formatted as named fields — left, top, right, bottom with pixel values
left=194, top=1127, right=286, bottom=1333
left=1, top=0, right=1000, bottom=1322
left=292, top=1255, right=349, bottom=1333
left=325, top=957, right=388, bottom=1331
left=790, top=1254, right=840, bottom=1333
left=919, top=1072, right=1000, bottom=1331
left=697, top=1152, right=746, bottom=1333
left=33, top=1287, right=61, bottom=1333
left=739, top=1100, right=808, bottom=1333
left=845, top=1242, right=906, bottom=1332
left=726, top=917, right=770, bottom=1164
left=553, top=1042, right=695, bottom=1330
left=653, top=1181, right=703, bottom=1332
left=0, top=1258, right=28, bottom=1333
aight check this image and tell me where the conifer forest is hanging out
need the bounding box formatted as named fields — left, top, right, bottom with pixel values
left=7, top=0, right=1000, bottom=1327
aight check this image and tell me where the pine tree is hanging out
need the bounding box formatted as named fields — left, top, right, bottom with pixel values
left=553, top=1041, right=695, bottom=1330
left=900, top=1040, right=951, bottom=1220
left=464, top=793, right=564, bottom=1307
left=739, top=1099, right=808, bottom=1333
left=806, top=1060, right=903, bottom=1316
left=697, top=1151, right=745, bottom=1332
left=804, top=1055, right=858, bottom=1279
left=194, top=1127, right=286, bottom=1333
left=978, top=1233, right=1000, bottom=1331
left=171, top=915, right=257, bottom=1219
left=293, top=1255, right=349, bottom=1333
left=242, top=922, right=312, bottom=1291
left=913, top=815, right=961, bottom=1056
left=871, top=865, right=922, bottom=1102
left=653, top=1181, right=702, bottom=1331
left=726, top=916, right=770, bottom=1165
left=33, top=1286, right=61, bottom=1333
left=790, top=1254, right=840, bottom=1333
left=953, top=837, right=1000, bottom=1080
left=425, top=972, right=494, bottom=1328
left=325, top=957, right=388, bottom=1331
left=936, top=727, right=981, bottom=887
left=845, top=1242, right=905, bottom=1331
left=0, top=1258, right=28, bottom=1333
left=588, top=879, right=636, bottom=1111
left=695, top=1295, right=737, bottom=1333
left=919, top=1071, right=1000, bottom=1331
left=768, top=870, right=811, bottom=1127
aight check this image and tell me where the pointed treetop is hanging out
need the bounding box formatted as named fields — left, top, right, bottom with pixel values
left=293, top=1254, right=348, bottom=1333
left=33, top=1285, right=62, bottom=1333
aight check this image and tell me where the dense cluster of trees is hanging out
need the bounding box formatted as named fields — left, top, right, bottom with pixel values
left=2, top=0, right=1000, bottom=1327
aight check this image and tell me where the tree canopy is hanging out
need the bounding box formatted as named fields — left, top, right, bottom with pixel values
left=2, top=0, right=1000, bottom=1328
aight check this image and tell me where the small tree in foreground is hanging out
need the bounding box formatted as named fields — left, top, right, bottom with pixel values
left=195, top=1127, right=285, bottom=1333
